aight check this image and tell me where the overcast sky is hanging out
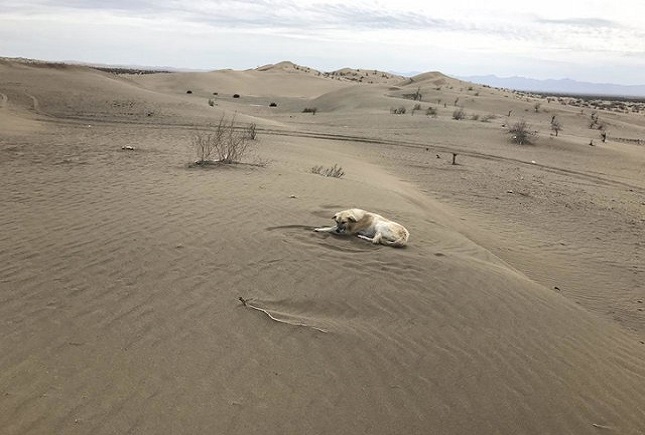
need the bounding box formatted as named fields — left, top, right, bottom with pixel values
left=1, top=0, right=644, bottom=84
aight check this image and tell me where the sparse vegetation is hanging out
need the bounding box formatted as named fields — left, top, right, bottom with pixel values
left=246, top=123, right=257, bottom=140
left=233, top=94, right=240, bottom=98
left=508, top=119, right=537, bottom=145
left=402, top=88, right=423, bottom=100
left=480, top=114, right=496, bottom=122
left=390, top=106, right=406, bottom=115
left=269, top=102, right=277, bottom=107
left=452, top=107, right=466, bottom=120
left=190, top=115, right=255, bottom=166
left=426, top=106, right=438, bottom=117
left=303, top=107, right=318, bottom=114
left=550, top=116, right=562, bottom=136
left=311, top=164, right=345, bottom=178
left=208, top=98, right=215, bottom=107
left=589, top=111, right=604, bottom=130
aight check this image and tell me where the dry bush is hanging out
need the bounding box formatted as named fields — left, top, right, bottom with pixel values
left=426, top=106, right=438, bottom=117
left=550, top=117, right=563, bottom=136
left=191, top=115, right=255, bottom=165
left=480, top=114, right=496, bottom=122
left=452, top=107, right=466, bottom=120
left=303, top=107, right=318, bottom=114
left=508, top=119, right=537, bottom=145
left=311, top=164, right=345, bottom=178
left=246, top=123, right=257, bottom=140
left=390, top=106, right=406, bottom=115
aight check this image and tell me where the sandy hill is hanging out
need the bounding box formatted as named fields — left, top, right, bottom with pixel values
left=255, top=60, right=321, bottom=75
left=325, top=67, right=405, bottom=85
left=1, top=58, right=644, bottom=435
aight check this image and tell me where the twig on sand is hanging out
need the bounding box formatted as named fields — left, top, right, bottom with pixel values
left=238, top=297, right=327, bottom=333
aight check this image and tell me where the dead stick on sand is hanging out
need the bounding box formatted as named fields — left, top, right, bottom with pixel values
left=238, top=297, right=328, bottom=333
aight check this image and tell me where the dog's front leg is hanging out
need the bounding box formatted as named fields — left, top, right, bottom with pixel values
left=313, top=226, right=339, bottom=233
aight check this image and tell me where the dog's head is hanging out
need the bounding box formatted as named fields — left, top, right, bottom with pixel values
left=332, top=209, right=362, bottom=233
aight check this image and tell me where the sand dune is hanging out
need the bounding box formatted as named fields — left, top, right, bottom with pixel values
left=1, top=59, right=644, bottom=434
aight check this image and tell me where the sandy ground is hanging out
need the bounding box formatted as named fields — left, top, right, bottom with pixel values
left=1, top=59, right=644, bottom=434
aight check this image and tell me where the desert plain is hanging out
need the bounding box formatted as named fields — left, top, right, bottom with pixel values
left=1, top=58, right=644, bottom=434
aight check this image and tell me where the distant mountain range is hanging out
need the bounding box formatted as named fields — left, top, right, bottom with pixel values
left=458, top=75, right=645, bottom=98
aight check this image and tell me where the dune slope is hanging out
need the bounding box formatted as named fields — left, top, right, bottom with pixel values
left=1, top=60, right=644, bottom=434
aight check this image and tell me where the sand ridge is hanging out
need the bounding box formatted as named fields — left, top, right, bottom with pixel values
left=1, top=59, right=644, bottom=434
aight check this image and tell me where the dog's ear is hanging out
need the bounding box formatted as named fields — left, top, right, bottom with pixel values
left=332, top=213, right=338, bottom=221
left=347, top=213, right=357, bottom=223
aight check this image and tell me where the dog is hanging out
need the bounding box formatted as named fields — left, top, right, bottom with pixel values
left=314, top=208, right=409, bottom=247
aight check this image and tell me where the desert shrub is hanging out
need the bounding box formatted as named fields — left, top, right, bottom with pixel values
left=311, top=164, right=345, bottom=178
left=246, top=123, right=257, bottom=140
left=269, top=102, right=277, bottom=107
left=452, top=107, right=466, bottom=120
left=390, top=106, right=406, bottom=115
left=550, top=117, right=563, bottom=136
left=508, top=119, right=537, bottom=145
left=208, top=98, right=215, bottom=107
left=470, top=114, right=480, bottom=121
left=186, top=90, right=193, bottom=94
left=191, top=115, right=254, bottom=165
left=403, top=87, right=422, bottom=101
left=413, top=103, right=422, bottom=111
left=303, top=107, right=318, bottom=114
left=233, top=94, right=240, bottom=98
left=480, top=114, right=496, bottom=122
left=426, top=106, right=438, bottom=117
